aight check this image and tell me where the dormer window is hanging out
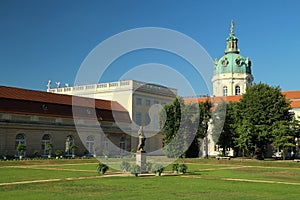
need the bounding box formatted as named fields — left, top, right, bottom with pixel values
left=235, top=56, right=241, bottom=66
left=221, top=58, right=228, bottom=67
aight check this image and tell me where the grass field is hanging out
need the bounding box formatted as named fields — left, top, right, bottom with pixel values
left=1, top=158, right=300, bottom=199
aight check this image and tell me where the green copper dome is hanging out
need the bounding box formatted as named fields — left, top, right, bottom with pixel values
left=214, top=21, right=252, bottom=75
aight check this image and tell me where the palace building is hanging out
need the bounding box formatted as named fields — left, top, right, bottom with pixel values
left=185, top=21, right=300, bottom=157
left=1, top=21, right=299, bottom=159
left=0, top=86, right=131, bottom=158
left=47, top=80, right=177, bottom=154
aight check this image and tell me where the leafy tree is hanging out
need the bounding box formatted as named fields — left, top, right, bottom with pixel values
left=233, top=119, right=251, bottom=156
left=160, top=97, right=211, bottom=158
left=236, top=83, right=293, bottom=159
left=213, top=102, right=238, bottom=156
left=272, top=121, right=294, bottom=159
left=160, top=97, right=183, bottom=158
left=211, top=100, right=227, bottom=145
left=290, top=118, right=300, bottom=158
left=197, top=99, right=212, bottom=139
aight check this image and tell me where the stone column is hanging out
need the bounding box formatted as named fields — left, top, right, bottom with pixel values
left=136, top=151, right=147, bottom=173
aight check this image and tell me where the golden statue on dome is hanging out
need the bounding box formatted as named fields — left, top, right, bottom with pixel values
left=230, top=20, right=235, bottom=35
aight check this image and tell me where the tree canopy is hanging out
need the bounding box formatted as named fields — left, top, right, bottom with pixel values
left=160, top=83, right=299, bottom=160
left=235, top=83, right=294, bottom=159
left=160, top=97, right=211, bottom=158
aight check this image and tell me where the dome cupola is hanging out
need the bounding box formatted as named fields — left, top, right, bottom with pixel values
left=214, top=20, right=252, bottom=75
left=212, top=21, right=254, bottom=97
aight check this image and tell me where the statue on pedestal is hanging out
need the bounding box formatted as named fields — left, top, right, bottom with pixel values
left=137, top=126, right=146, bottom=152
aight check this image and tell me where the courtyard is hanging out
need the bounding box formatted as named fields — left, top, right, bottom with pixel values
left=0, top=158, right=300, bottom=199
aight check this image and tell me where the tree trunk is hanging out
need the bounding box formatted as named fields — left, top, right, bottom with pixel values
left=281, top=149, right=286, bottom=160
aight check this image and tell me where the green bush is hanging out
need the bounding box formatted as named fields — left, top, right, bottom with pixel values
left=179, top=164, right=188, bottom=174
left=120, top=161, right=131, bottom=172
left=172, top=163, right=179, bottom=173
left=146, top=162, right=152, bottom=172
left=130, top=164, right=141, bottom=176
left=55, top=150, right=63, bottom=157
left=97, top=163, right=109, bottom=175
left=152, top=164, right=164, bottom=176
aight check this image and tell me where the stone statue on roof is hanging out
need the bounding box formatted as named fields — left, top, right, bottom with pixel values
left=47, top=80, right=51, bottom=90
left=55, top=82, right=61, bottom=88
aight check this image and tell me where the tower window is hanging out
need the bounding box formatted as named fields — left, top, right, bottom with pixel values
left=223, top=86, right=228, bottom=96
left=235, top=86, right=241, bottom=95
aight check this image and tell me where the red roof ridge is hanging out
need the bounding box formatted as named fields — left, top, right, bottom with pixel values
left=0, top=85, right=127, bottom=112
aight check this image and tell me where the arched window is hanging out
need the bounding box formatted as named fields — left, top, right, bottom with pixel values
left=223, top=86, right=228, bottom=96
left=235, top=86, right=241, bottom=95
left=42, top=134, right=51, bottom=156
left=15, top=134, right=25, bottom=147
left=15, top=134, right=26, bottom=156
left=102, top=136, right=109, bottom=156
left=86, top=135, right=95, bottom=155
left=65, top=135, right=74, bottom=155
left=119, top=136, right=126, bottom=155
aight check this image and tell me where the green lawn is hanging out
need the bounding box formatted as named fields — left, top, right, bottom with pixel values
left=1, top=158, right=300, bottom=199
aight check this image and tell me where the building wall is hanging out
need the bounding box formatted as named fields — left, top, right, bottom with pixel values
left=292, top=109, right=300, bottom=121
left=48, top=80, right=177, bottom=153
left=212, top=73, right=253, bottom=96
left=0, top=113, right=131, bottom=158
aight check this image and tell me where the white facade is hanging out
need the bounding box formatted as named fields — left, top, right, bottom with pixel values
left=212, top=73, right=253, bottom=96
left=48, top=80, right=177, bottom=153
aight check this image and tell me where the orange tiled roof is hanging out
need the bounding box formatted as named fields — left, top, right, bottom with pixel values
left=291, top=100, right=300, bottom=109
left=184, top=92, right=300, bottom=109
left=0, top=86, right=130, bottom=122
left=282, top=90, right=300, bottom=100
left=184, top=95, right=242, bottom=104
left=0, top=86, right=126, bottom=111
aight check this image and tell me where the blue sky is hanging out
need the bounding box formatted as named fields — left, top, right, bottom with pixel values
left=0, top=0, right=300, bottom=96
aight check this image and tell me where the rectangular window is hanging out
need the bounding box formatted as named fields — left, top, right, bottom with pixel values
left=146, top=99, right=151, bottom=107
left=109, top=82, right=119, bottom=87
left=86, top=85, right=96, bottom=89
left=145, top=114, right=151, bottom=126
left=97, top=83, right=107, bottom=88
left=136, top=98, right=142, bottom=106
left=135, top=112, right=142, bottom=126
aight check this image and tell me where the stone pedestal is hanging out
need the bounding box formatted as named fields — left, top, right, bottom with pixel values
left=136, top=151, right=147, bottom=173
